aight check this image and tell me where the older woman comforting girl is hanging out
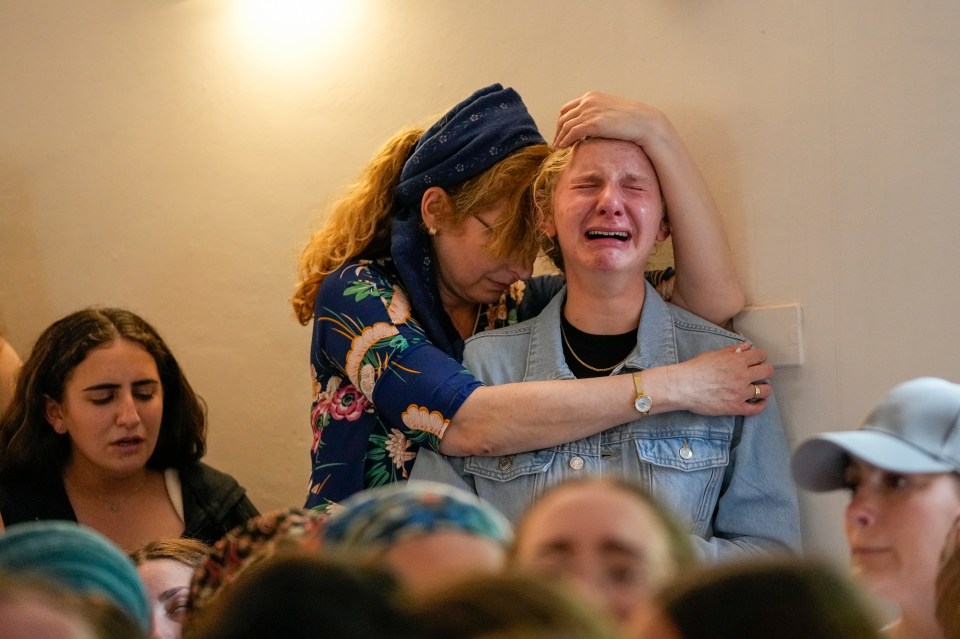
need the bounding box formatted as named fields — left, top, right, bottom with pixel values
left=293, top=84, right=772, bottom=507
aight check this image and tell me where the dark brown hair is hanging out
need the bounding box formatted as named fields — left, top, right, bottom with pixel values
left=0, top=307, right=206, bottom=479
left=413, top=572, right=619, bottom=639
left=656, top=558, right=881, bottom=639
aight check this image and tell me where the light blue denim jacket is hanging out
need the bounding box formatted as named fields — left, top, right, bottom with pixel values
left=412, top=283, right=802, bottom=561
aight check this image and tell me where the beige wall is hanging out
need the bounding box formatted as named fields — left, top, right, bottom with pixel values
left=2, top=0, right=959, bottom=579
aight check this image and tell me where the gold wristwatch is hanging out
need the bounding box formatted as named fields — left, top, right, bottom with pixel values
left=633, top=371, right=652, bottom=415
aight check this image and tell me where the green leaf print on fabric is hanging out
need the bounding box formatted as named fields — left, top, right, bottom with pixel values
left=343, top=280, right=381, bottom=302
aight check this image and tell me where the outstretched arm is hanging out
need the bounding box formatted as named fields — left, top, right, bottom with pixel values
left=307, top=263, right=772, bottom=497
left=554, top=92, right=744, bottom=326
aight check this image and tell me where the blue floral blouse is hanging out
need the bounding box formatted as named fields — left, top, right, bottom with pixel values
left=305, top=258, right=673, bottom=509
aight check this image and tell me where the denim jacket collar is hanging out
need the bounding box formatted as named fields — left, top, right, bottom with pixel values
left=524, top=281, right=680, bottom=381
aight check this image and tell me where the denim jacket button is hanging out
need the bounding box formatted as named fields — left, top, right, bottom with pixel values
left=498, top=456, right=512, bottom=471
left=569, top=456, right=585, bottom=470
left=679, top=442, right=694, bottom=460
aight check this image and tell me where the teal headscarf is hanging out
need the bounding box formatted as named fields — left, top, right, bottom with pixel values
left=0, top=520, right=150, bottom=632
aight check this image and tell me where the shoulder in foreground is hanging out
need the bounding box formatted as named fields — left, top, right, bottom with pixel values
left=180, top=461, right=245, bottom=493
left=465, top=314, right=538, bottom=347
left=331, top=258, right=393, bottom=278
left=318, top=259, right=399, bottom=291
left=667, top=301, right=744, bottom=345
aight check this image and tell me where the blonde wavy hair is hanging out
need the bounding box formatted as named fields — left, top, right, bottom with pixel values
left=292, top=128, right=549, bottom=325
left=531, top=145, right=577, bottom=271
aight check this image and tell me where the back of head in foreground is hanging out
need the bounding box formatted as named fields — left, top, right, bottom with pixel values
left=0, top=573, right=98, bottom=639
left=184, top=552, right=413, bottom=639
left=631, top=558, right=881, bottom=639
left=187, top=507, right=327, bottom=616
left=413, top=572, right=620, bottom=639
left=0, top=520, right=151, bottom=634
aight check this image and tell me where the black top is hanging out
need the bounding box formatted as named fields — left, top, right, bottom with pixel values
left=0, top=461, right=259, bottom=546
left=560, top=313, right=638, bottom=379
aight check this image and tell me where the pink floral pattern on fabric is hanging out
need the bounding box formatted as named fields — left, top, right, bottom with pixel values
left=306, top=261, right=674, bottom=508
left=306, top=260, right=490, bottom=508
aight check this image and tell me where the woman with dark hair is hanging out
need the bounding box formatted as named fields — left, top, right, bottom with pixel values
left=413, top=572, right=620, bottom=639
left=0, top=307, right=258, bottom=550
left=631, top=559, right=881, bottom=639
left=185, top=553, right=416, bottom=639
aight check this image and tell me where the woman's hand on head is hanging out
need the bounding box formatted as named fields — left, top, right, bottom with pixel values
left=667, top=342, right=775, bottom=417
left=553, top=91, right=670, bottom=149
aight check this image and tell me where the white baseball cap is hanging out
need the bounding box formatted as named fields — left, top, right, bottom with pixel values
left=792, top=377, right=960, bottom=492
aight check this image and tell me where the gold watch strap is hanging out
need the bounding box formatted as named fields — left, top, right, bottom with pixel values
left=632, top=371, right=644, bottom=397
left=632, top=371, right=652, bottom=415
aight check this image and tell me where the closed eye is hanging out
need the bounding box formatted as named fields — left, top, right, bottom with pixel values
left=90, top=394, right=115, bottom=406
left=133, top=381, right=160, bottom=401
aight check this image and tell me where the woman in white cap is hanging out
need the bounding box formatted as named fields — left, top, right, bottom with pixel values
left=791, top=377, right=960, bottom=639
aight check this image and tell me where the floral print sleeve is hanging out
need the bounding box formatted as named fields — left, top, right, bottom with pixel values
left=305, top=260, right=482, bottom=509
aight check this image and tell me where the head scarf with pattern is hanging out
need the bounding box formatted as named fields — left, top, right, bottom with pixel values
left=390, top=83, right=545, bottom=360
left=322, top=480, right=513, bottom=553
left=187, top=507, right=328, bottom=614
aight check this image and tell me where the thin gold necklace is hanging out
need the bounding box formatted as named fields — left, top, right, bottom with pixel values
left=66, top=473, right=148, bottom=513
left=560, top=321, right=628, bottom=373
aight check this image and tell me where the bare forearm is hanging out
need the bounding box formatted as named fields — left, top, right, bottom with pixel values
left=643, top=116, right=744, bottom=325
left=439, top=374, right=645, bottom=457
left=439, top=346, right=772, bottom=457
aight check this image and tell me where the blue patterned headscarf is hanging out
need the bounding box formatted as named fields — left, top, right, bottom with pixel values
left=0, top=521, right=151, bottom=632
left=390, top=84, right=545, bottom=360
left=394, top=84, right=545, bottom=209
left=322, top=480, right=513, bottom=553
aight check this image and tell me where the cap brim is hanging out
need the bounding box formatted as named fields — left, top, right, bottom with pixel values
left=791, top=430, right=956, bottom=492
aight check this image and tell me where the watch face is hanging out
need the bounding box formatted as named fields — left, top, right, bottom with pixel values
left=634, top=395, right=652, bottom=414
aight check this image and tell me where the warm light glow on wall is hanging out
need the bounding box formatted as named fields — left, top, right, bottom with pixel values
left=226, top=0, right=363, bottom=68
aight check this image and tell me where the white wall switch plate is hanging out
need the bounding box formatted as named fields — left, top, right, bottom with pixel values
left=732, top=303, right=804, bottom=368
